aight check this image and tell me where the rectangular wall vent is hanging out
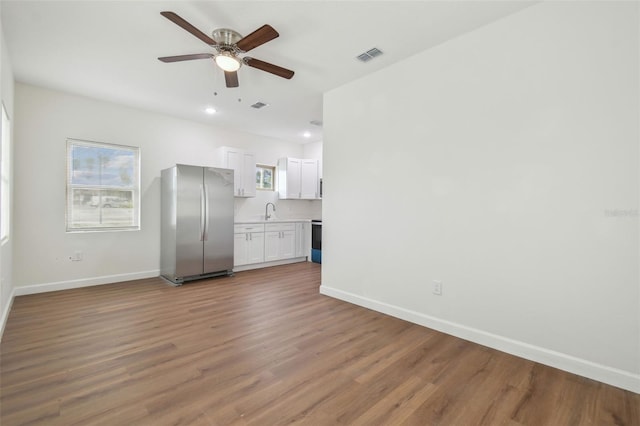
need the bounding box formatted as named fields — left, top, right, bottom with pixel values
left=251, top=101, right=269, bottom=109
left=356, top=47, right=383, bottom=62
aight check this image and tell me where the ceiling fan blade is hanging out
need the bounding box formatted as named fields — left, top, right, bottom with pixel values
left=245, top=58, right=294, bottom=79
left=236, top=25, right=279, bottom=52
left=225, top=71, right=239, bottom=88
left=158, top=53, right=214, bottom=63
left=160, top=11, right=217, bottom=46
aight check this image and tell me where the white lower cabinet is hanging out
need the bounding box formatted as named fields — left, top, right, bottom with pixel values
left=265, top=223, right=296, bottom=262
left=234, top=224, right=265, bottom=266
left=295, top=222, right=309, bottom=258
left=234, top=221, right=309, bottom=270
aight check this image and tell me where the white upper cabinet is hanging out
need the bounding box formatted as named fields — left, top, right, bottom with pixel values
left=278, top=157, right=319, bottom=200
left=217, top=147, right=256, bottom=197
left=300, top=160, right=320, bottom=199
left=279, top=158, right=301, bottom=199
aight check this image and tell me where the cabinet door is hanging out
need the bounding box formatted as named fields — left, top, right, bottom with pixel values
left=241, top=152, right=256, bottom=197
left=247, top=232, right=264, bottom=264
left=295, top=222, right=308, bottom=258
left=264, top=231, right=280, bottom=262
left=300, top=160, right=319, bottom=199
left=234, top=233, right=248, bottom=266
left=287, top=158, right=302, bottom=199
left=222, top=148, right=256, bottom=198
left=280, top=230, right=296, bottom=259
left=225, top=149, right=243, bottom=197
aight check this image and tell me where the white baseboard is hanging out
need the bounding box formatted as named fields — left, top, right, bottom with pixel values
left=0, top=287, right=16, bottom=339
left=320, top=285, right=640, bottom=395
left=13, top=270, right=160, bottom=296
left=233, top=257, right=307, bottom=272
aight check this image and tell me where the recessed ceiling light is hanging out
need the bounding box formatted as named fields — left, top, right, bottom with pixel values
left=303, top=131, right=311, bottom=138
left=205, top=107, right=216, bottom=114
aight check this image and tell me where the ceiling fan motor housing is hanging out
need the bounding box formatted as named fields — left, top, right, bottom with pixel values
left=212, top=28, right=243, bottom=49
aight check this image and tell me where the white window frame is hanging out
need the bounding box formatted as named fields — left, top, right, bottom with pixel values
left=256, top=164, right=275, bottom=191
left=66, top=138, right=140, bottom=232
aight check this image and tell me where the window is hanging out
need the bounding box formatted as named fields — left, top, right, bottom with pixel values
left=1, top=104, right=10, bottom=242
left=256, top=164, right=275, bottom=191
left=66, top=139, right=140, bottom=232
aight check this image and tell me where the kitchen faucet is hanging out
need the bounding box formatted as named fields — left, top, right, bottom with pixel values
left=265, top=202, right=276, bottom=221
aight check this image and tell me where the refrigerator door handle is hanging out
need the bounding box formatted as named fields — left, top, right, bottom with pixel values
left=203, top=184, right=210, bottom=241
left=200, top=184, right=206, bottom=241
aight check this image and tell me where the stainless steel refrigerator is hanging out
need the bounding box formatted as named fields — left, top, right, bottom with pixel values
left=161, top=164, right=234, bottom=285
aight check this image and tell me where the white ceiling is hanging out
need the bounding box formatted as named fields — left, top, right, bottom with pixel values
left=1, top=1, right=534, bottom=144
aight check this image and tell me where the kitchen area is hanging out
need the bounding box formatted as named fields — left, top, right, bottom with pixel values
left=160, top=145, right=322, bottom=285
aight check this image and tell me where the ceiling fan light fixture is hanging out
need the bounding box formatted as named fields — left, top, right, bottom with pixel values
left=159, top=13, right=294, bottom=88
left=215, top=52, right=241, bottom=72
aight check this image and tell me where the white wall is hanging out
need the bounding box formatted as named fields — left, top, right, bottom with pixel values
left=13, top=83, right=319, bottom=292
left=322, top=1, right=639, bottom=392
left=0, top=12, right=15, bottom=335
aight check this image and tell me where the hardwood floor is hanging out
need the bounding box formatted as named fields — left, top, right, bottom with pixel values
left=1, top=262, right=638, bottom=425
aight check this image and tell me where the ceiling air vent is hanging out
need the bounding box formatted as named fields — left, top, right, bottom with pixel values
left=356, top=47, right=383, bottom=63
left=251, top=101, right=269, bottom=109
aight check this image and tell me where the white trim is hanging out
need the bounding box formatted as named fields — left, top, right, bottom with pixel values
left=233, top=257, right=307, bottom=272
left=320, top=285, right=640, bottom=395
left=0, top=286, right=16, bottom=339
left=13, top=270, right=160, bottom=296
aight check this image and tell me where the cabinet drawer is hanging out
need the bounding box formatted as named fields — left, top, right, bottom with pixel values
left=234, top=224, right=265, bottom=233
left=265, top=223, right=296, bottom=232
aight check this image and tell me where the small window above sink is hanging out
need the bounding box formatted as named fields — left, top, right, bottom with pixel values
left=256, top=164, right=275, bottom=191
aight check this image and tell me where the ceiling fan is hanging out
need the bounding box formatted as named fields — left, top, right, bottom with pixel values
left=158, top=11, right=294, bottom=88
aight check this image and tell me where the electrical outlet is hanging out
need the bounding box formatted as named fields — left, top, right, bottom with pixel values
left=433, top=280, right=442, bottom=296
left=69, top=251, right=83, bottom=262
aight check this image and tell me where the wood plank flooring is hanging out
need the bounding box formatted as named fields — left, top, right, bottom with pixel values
left=1, top=262, right=638, bottom=425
